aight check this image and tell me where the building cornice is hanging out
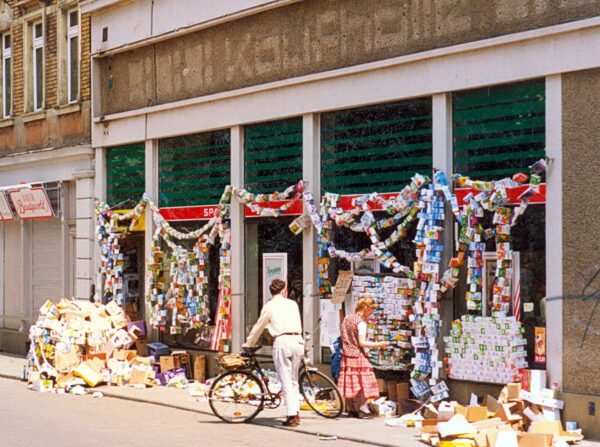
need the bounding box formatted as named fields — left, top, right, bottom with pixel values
left=0, top=145, right=94, bottom=169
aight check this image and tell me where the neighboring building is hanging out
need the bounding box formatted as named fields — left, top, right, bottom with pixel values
left=82, top=0, right=599, bottom=436
left=0, top=1, right=93, bottom=352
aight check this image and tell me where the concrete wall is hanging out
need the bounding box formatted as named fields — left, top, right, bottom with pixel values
left=87, top=0, right=284, bottom=53
left=557, top=68, right=600, bottom=439
left=97, top=0, right=600, bottom=116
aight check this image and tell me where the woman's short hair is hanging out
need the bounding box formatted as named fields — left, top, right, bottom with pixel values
left=269, top=278, right=287, bottom=295
left=355, top=297, right=378, bottom=313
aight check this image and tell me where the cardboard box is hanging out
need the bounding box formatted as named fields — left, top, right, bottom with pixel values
left=396, top=382, right=410, bottom=401
left=377, top=378, right=387, bottom=394
left=74, top=360, right=103, bottom=387
left=129, top=370, right=150, bottom=386
left=455, top=405, right=488, bottom=422
left=517, top=432, right=552, bottom=447
left=54, top=352, right=80, bottom=371
left=194, top=355, right=206, bottom=382
left=160, top=355, right=177, bottom=372
left=147, top=342, right=169, bottom=359
left=135, top=338, right=148, bottom=356
left=387, top=381, right=398, bottom=401
left=113, top=349, right=137, bottom=362
left=172, top=351, right=192, bottom=378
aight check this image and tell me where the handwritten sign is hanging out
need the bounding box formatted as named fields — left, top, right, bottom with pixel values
left=0, top=192, right=13, bottom=221
left=332, top=270, right=353, bottom=304
left=9, top=187, right=53, bottom=219
left=262, top=253, right=287, bottom=305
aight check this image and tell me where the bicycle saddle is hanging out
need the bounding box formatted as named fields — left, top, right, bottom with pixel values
left=241, top=345, right=262, bottom=354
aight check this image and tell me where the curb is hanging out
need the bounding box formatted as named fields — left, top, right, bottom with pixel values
left=0, top=372, right=400, bottom=447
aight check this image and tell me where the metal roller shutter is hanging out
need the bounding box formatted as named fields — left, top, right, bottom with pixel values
left=32, top=219, right=64, bottom=313
left=3, top=221, right=22, bottom=329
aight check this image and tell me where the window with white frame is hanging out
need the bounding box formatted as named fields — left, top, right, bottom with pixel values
left=32, top=21, right=44, bottom=111
left=67, top=9, right=79, bottom=103
left=2, top=33, right=11, bottom=118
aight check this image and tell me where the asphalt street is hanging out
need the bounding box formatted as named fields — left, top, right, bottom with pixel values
left=0, top=377, right=365, bottom=447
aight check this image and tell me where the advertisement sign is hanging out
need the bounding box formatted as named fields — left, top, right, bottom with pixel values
left=0, top=192, right=14, bottom=221
left=534, top=326, right=547, bottom=364
left=9, top=187, right=53, bottom=219
left=262, top=253, right=287, bottom=305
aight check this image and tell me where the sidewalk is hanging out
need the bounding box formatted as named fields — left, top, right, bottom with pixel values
left=0, top=353, right=422, bottom=447
left=1, top=353, right=598, bottom=447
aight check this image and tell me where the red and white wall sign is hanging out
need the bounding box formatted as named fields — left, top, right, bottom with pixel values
left=9, top=187, right=54, bottom=219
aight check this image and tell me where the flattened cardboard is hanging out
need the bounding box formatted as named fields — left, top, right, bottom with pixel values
left=517, top=432, right=552, bottom=447
left=456, top=405, right=489, bottom=422
left=437, top=414, right=477, bottom=438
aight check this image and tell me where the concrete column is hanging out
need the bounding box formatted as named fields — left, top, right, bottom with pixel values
left=74, top=172, right=96, bottom=301
left=545, top=74, right=563, bottom=389
left=20, top=220, right=32, bottom=331
left=302, top=113, right=321, bottom=363
left=432, top=93, right=454, bottom=376
left=144, top=139, right=159, bottom=336
left=230, top=125, right=245, bottom=352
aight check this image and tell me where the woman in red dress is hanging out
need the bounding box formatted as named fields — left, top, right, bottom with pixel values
left=338, top=297, right=389, bottom=418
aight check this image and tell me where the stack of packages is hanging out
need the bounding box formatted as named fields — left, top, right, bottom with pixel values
left=444, top=315, right=527, bottom=384
left=351, top=275, right=414, bottom=370
left=27, top=299, right=155, bottom=392
left=146, top=239, right=168, bottom=329
left=419, top=380, right=584, bottom=447
left=410, top=184, right=448, bottom=402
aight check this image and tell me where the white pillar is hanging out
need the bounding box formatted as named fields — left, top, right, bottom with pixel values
left=545, top=74, right=563, bottom=389
left=92, top=147, right=106, bottom=301
left=302, top=113, right=321, bottom=363
left=144, top=139, right=159, bottom=335
left=230, top=125, right=245, bottom=353
left=20, top=220, right=32, bottom=331
left=73, top=170, right=96, bottom=301
left=432, top=93, right=454, bottom=377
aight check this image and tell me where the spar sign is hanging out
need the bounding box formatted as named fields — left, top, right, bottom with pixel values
left=9, top=187, right=53, bottom=219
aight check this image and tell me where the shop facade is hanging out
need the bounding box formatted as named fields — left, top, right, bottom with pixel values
left=83, top=0, right=600, bottom=437
left=0, top=1, right=93, bottom=353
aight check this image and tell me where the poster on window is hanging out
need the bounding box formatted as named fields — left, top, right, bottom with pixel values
left=9, top=187, right=53, bottom=219
left=0, top=192, right=13, bottom=221
left=262, top=253, right=287, bottom=305
left=534, top=326, right=546, bottom=364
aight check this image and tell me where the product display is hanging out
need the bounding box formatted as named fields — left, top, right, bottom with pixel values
left=351, top=275, right=414, bottom=370
left=444, top=315, right=528, bottom=384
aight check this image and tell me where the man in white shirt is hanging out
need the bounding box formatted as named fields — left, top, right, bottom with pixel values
left=243, top=278, right=304, bottom=427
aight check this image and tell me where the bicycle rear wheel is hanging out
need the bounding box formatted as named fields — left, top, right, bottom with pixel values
left=208, top=370, right=266, bottom=423
left=299, top=369, right=343, bottom=418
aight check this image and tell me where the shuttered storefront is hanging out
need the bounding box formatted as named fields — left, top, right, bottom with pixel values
left=3, top=221, right=22, bottom=329
left=244, top=118, right=303, bottom=192
left=106, top=143, right=146, bottom=208
left=32, top=219, right=65, bottom=314
left=453, top=79, right=545, bottom=179
left=159, top=130, right=230, bottom=207
left=321, top=99, right=433, bottom=195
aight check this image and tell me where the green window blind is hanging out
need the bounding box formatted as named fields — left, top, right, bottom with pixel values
left=321, top=99, right=432, bottom=195
left=106, top=143, right=145, bottom=208
left=244, top=118, right=303, bottom=192
left=159, top=130, right=231, bottom=207
left=453, top=80, right=545, bottom=180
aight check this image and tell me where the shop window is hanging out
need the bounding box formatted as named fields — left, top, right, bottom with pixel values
left=452, top=80, right=546, bottom=367
left=31, top=21, right=44, bottom=112
left=2, top=32, right=11, bottom=118
left=320, top=99, right=432, bottom=280
left=453, top=79, right=545, bottom=179
left=244, top=117, right=302, bottom=192
left=106, top=143, right=146, bottom=208
left=159, top=129, right=231, bottom=207
left=321, top=99, right=432, bottom=195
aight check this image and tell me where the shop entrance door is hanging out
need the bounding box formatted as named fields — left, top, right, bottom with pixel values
left=245, top=216, right=303, bottom=352
left=119, top=233, right=145, bottom=321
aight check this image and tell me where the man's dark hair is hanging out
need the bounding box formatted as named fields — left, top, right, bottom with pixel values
left=269, top=279, right=286, bottom=295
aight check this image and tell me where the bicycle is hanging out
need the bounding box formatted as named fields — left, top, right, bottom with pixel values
left=208, top=336, right=344, bottom=423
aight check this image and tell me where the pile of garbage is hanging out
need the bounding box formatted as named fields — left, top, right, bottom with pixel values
left=26, top=299, right=159, bottom=392
left=417, top=377, right=584, bottom=447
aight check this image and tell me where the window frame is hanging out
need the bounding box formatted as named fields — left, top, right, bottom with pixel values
left=2, top=32, right=11, bottom=119
left=66, top=9, right=79, bottom=104
left=32, top=21, right=44, bottom=112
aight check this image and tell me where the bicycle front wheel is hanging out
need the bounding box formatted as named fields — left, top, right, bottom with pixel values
left=208, top=370, right=266, bottom=423
left=299, top=369, right=343, bottom=418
